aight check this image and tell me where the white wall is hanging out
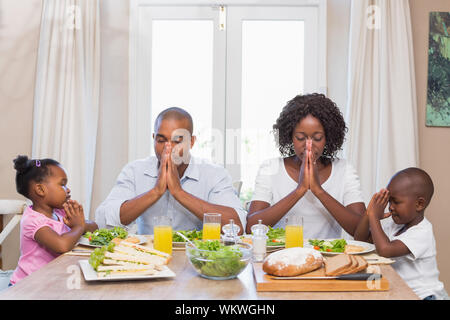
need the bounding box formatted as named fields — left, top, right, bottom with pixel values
left=0, top=0, right=42, bottom=269
left=90, top=0, right=130, bottom=220
left=326, top=0, right=351, bottom=112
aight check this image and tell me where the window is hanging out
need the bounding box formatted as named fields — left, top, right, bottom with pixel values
left=151, top=20, right=214, bottom=159
left=129, top=0, right=327, bottom=202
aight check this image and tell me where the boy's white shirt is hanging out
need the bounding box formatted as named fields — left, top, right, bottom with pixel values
left=380, top=216, right=446, bottom=299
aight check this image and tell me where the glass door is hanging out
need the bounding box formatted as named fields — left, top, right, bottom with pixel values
left=225, top=6, right=319, bottom=201
left=130, top=6, right=226, bottom=162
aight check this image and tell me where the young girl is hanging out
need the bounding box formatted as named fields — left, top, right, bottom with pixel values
left=9, top=155, right=98, bottom=285
left=246, top=93, right=366, bottom=238
left=354, top=168, right=448, bottom=300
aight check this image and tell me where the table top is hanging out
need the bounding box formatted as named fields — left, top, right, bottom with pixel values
left=0, top=238, right=419, bottom=300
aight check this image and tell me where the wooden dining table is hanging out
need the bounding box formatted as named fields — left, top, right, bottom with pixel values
left=0, top=236, right=419, bottom=300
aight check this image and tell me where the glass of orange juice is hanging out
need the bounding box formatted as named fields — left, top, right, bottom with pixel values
left=285, top=215, right=303, bottom=248
left=202, top=213, right=221, bottom=240
left=153, top=216, right=173, bottom=255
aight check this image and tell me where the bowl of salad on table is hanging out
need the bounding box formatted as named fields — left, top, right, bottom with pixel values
left=186, top=240, right=252, bottom=280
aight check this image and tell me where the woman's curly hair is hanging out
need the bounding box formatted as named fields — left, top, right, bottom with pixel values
left=273, top=93, right=347, bottom=165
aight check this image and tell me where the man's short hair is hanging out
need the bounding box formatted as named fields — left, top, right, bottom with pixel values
left=154, top=107, right=193, bottom=134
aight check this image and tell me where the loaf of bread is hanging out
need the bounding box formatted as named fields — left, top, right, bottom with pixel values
left=262, top=247, right=323, bottom=277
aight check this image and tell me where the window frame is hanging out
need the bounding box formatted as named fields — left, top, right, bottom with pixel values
left=129, top=0, right=328, bottom=175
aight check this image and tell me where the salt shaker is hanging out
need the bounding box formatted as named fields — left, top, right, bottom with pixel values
left=251, top=220, right=269, bottom=262
left=222, top=219, right=240, bottom=245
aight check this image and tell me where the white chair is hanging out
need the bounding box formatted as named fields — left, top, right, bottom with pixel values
left=232, top=181, right=243, bottom=197
left=0, top=200, right=26, bottom=246
left=0, top=199, right=27, bottom=291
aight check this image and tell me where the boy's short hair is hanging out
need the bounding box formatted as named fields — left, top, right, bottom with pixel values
left=391, top=167, right=434, bottom=206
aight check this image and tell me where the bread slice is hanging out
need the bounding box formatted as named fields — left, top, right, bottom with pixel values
left=340, top=255, right=359, bottom=275
left=97, top=269, right=157, bottom=278
left=339, top=255, right=369, bottom=275
left=344, top=244, right=365, bottom=254
left=118, top=241, right=171, bottom=259
left=352, top=255, right=369, bottom=273
left=324, top=254, right=352, bottom=276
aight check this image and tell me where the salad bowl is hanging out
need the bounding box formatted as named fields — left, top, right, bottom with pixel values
left=186, top=240, right=252, bottom=280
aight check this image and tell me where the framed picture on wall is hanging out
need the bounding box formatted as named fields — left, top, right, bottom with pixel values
left=426, top=12, right=450, bottom=127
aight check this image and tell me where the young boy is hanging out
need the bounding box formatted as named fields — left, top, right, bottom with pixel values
left=354, top=167, right=447, bottom=300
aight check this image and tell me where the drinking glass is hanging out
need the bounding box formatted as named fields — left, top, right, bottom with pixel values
left=285, top=215, right=303, bottom=248
left=153, top=216, right=173, bottom=254
left=202, top=213, right=221, bottom=240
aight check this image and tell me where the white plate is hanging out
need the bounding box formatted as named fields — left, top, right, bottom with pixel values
left=77, top=234, right=147, bottom=248
left=78, top=260, right=176, bottom=281
left=304, top=239, right=375, bottom=255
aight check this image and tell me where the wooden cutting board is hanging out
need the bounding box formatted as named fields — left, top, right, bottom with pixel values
left=253, top=262, right=389, bottom=292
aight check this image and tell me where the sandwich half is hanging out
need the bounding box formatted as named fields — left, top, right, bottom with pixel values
left=88, top=242, right=170, bottom=278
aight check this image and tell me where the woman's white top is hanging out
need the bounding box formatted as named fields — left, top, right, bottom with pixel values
left=381, top=216, right=446, bottom=299
left=251, top=158, right=364, bottom=239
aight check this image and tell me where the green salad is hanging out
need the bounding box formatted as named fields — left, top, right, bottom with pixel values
left=266, top=226, right=285, bottom=246
left=172, top=229, right=202, bottom=242
left=308, top=239, right=347, bottom=253
left=83, top=227, right=128, bottom=246
left=187, top=240, right=248, bottom=278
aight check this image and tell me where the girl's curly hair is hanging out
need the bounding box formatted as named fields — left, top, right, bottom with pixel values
left=273, top=93, right=347, bottom=165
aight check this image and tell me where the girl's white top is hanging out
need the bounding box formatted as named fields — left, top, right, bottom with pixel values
left=251, top=158, right=364, bottom=239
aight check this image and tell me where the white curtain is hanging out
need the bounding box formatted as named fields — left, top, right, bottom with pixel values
left=345, top=0, right=419, bottom=203
left=32, top=0, right=100, bottom=216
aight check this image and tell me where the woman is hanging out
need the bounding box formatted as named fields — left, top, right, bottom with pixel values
left=246, top=93, right=365, bottom=239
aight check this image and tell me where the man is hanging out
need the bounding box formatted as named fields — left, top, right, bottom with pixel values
left=95, top=107, right=245, bottom=234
